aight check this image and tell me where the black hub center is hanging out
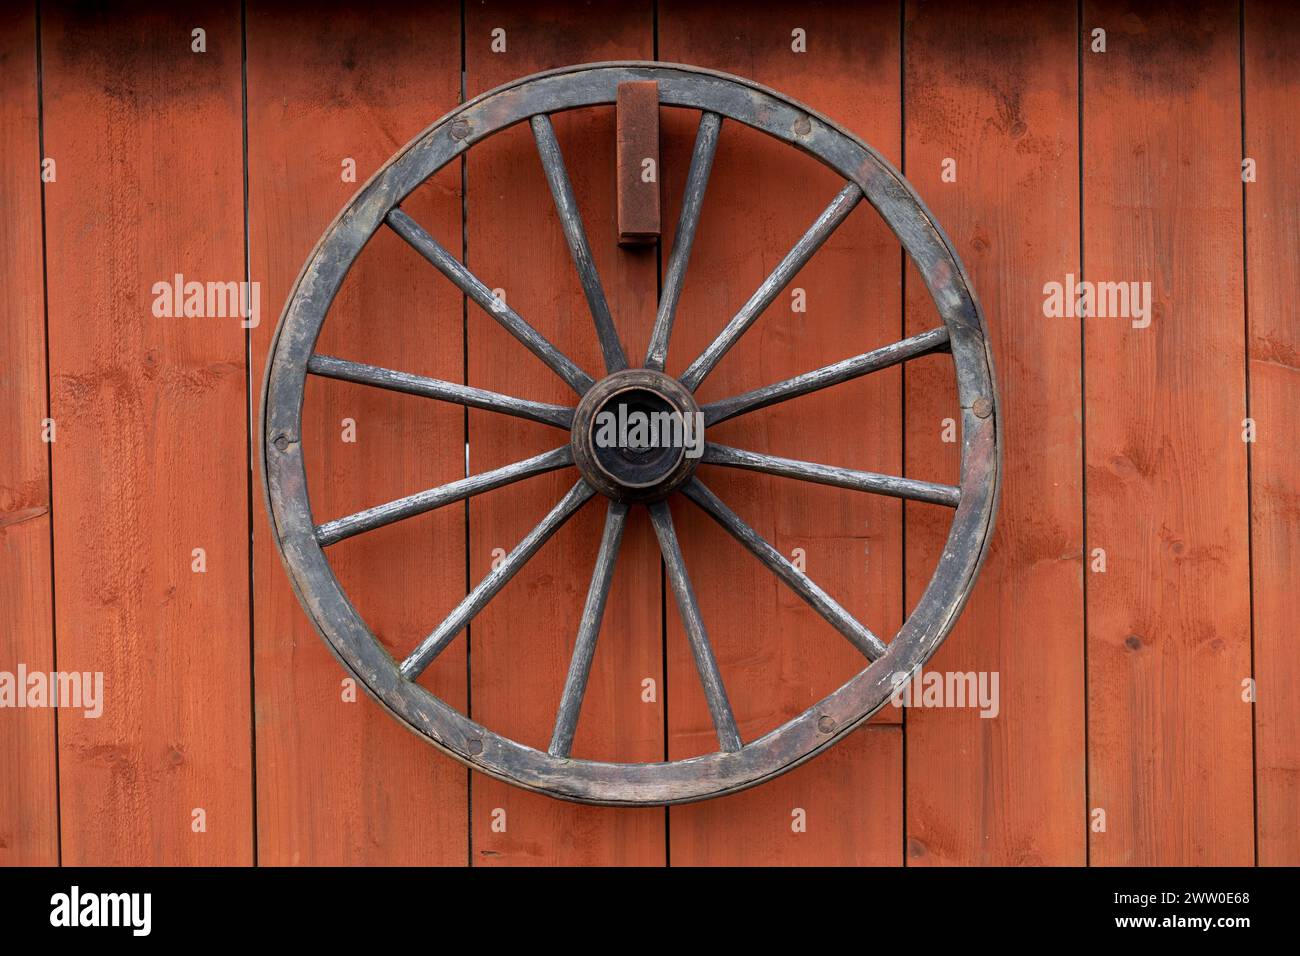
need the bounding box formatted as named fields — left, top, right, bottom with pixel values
left=571, top=369, right=703, bottom=502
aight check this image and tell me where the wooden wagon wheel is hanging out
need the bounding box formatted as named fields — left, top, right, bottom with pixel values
left=261, top=62, right=1001, bottom=805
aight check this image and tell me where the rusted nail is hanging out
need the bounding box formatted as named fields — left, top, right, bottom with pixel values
left=273, top=434, right=289, bottom=451
left=972, top=397, right=993, bottom=419
left=449, top=119, right=472, bottom=141
left=793, top=115, right=812, bottom=136
left=466, top=738, right=484, bottom=756
left=817, top=715, right=836, bottom=734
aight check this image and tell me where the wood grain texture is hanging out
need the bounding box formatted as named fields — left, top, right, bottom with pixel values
left=903, top=0, right=1085, bottom=866
left=247, top=1, right=468, bottom=865
left=0, top=3, right=58, bottom=866
left=41, top=1, right=252, bottom=864
left=659, top=0, right=905, bottom=865
left=1082, top=0, right=1254, bottom=865
left=1244, top=0, right=1300, bottom=867
left=465, top=0, right=666, bottom=865
left=0, top=1, right=1289, bottom=867
left=673, top=725, right=902, bottom=866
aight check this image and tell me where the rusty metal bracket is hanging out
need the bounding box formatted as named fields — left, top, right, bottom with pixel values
left=616, top=79, right=660, bottom=245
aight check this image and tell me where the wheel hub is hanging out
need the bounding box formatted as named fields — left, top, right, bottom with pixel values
left=571, top=368, right=702, bottom=502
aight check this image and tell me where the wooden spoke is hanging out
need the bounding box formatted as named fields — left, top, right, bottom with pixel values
left=308, top=354, right=574, bottom=429
left=644, top=111, right=722, bottom=371
left=400, top=480, right=597, bottom=680
left=681, top=479, right=888, bottom=660
left=386, top=207, right=594, bottom=395
left=315, top=447, right=573, bottom=548
left=703, top=443, right=960, bottom=508
left=531, top=114, right=629, bottom=373
left=549, top=502, right=630, bottom=757
left=679, top=182, right=863, bottom=391
left=649, top=501, right=743, bottom=752
left=701, top=326, right=950, bottom=425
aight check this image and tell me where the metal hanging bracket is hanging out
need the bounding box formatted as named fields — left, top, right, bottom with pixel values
left=616, top=79, right=660, bottom=246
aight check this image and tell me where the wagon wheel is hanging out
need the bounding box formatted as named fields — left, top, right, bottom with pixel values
left=261, top=61, right=1000, bottom=806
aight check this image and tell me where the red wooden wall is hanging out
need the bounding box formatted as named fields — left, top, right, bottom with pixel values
left=1, top=0, right=1295, bottom=866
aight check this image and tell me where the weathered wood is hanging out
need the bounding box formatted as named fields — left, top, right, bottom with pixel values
left=1083, top=0, right=1253, bottom=865
left=615, top=80, right=661, bottom=246
left=463, top=2, right=666, bottom=861
left=308, top=354, right=574, bottom=429
left=259, top=57, right=997, bottom=807
left=680, top=182, right=863, bottom=391
left=649, top=501, right=743, bottom=752
left=532, top=114, right=629, bottom=372
left=682, top=480, right=889, bottom=660
left=550, top=502, right=630, bottom=757
left=316, top=446, right=574, bottom=548
left=247, top=1, right=468, bottom=865
left=704, top=443, right=960, bottom=508
left=43, top=2, right=252, bottom=864
left=659, top=0, right=909, bottom=862
left=6, top=0, right=1286, bottom=867
left=645, top=111, right=721, bottom=369
left=387, top=207, right=594, bottom=393
left=903, top=0, right=1086, bottom=867
left=668, top=725, right=904, bottom=865
left=401, top=481, right=597, bottom=679
left=0, top=3, right=58, bottom=866
left=701, top=327, right=949, bottom=426
left=1244, top=0, right=1300, bottom=866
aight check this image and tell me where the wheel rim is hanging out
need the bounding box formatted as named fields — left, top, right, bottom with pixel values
left=261, top=61, right=1001, bottom=806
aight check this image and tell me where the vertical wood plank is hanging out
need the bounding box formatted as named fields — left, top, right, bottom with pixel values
left=465, top=0, right=665, bottom=865
left=0, top=2, right=59, bottom=866
left=41, top=1, right=252, bottom=864
left=247, top=1, right=468, bottom=865
left=903, top=0, right=1085, bottom=866
left=1082, top=0, right=1254, bottom=865
left=1244, top=0, right=1300, bottom=867
left=659, top=0, right=905, bottom=865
